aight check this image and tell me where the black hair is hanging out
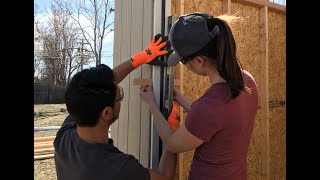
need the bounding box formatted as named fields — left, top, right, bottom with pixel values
left=64, top=64, right=117, bottom=127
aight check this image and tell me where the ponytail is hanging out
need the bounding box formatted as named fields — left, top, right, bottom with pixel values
left=188, top=16, right=248, bottom=102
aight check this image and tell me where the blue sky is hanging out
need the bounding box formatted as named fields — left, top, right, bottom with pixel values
left=34, top=0, right=115, bottom=68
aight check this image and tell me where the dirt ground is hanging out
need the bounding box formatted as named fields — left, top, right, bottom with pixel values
left=34, top=104, right=68, bottom=180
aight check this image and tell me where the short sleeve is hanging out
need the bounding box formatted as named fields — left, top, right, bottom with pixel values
left=117, top=156, right=150, bottom=180
left=56, top=114, right=76, bottom=137
left=185, top=100, right=222, bottom=142
left=58, top=114, right=76, bottom=129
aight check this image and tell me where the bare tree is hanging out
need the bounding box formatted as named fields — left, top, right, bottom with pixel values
left=34, top=3, right=40, bottom=78
left=35, top=2, right=91, bottom=85
left=56, top=0, right=114, bottom=66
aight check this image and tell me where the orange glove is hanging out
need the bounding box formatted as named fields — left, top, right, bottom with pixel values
left=168, top=103, right=180, bottom=131
left=131, top=34, right=168, bottom=68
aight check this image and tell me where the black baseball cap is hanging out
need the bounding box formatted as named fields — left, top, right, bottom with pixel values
left=168, top=12, right=220, bottom=67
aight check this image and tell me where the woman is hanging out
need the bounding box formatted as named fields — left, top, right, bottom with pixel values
left=139, top=12, right=258, bottom=180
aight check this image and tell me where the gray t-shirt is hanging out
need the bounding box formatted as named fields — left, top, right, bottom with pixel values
left=54, top=115, right=150, bottom=180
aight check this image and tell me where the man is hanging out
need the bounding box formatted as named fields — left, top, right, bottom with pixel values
left=54, top=35, right=177, bottom=180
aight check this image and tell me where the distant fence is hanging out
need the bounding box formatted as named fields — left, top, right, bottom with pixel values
left=34, top=83, right=66, bottom=104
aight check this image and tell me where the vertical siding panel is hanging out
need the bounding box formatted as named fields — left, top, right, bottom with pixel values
left=110, top=0, right=122, bottom=147
left=117, top=0, right=131, bottom=153
left=112, top=0, right=153, bottom=167
left=140, top=0, right=153, bottom=167
left=127, top=0, right=143, bottom=159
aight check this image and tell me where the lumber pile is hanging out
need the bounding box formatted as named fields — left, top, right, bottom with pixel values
left=34, top=136, right=55, bottom=160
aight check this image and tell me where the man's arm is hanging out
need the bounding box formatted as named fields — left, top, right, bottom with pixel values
left=148, top=103, right=179, bottom=179
left=149, top=149, right=177, bottom=180
left=113, top=59, right=135, bottom=84
left=113, top=35, right=168, bottom=84
left=118, top=148, right=176, bottom=180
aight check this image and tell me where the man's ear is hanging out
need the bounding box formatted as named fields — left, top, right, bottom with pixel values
left=100, top=106, right=113, bottom=124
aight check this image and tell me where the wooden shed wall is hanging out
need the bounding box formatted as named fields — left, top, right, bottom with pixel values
left=111, top=0, right=153, bottom=167
left=268, top=11, right=286, bottom=179
left=172, top=0, right=286, bottom=179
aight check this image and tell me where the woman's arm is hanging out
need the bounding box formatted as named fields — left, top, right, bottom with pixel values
left=140, top=84, right=203, bottom=153
left=173, top=87, right=192, bottom=111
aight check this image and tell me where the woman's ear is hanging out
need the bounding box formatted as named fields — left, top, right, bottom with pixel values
left=196, top=56, right=206, bottom=67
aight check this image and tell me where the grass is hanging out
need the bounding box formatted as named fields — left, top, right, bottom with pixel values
left=34, top=104, right=68, bottom=138
left=34, top=104, right=68, bottom=180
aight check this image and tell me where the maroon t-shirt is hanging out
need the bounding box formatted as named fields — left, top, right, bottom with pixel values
left=185, top=70, right=258, bottom=180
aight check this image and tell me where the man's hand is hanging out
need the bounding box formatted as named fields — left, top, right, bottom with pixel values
left=131, top=34, right=168, bottom=68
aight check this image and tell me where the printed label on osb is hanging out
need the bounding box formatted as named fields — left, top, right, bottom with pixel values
left=269, top=100, right=286, bottom=108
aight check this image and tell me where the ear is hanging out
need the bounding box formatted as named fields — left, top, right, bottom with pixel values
left=100, top=106, right=113, bottom=125
left=196, top=56, right=206, bottom=67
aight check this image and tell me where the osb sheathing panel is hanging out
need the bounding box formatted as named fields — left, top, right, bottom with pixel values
left=248, top=109, right=262, bottom=180
left=172, top=0, right=222, bottom=17
left=171, top=0, right=181, bottom=83
left=171, top=0, right=177, bottom=16
left=231, top=3, right=262, bottom=180
left=184, top=0, right=223, bottom=15
left=230, top=3, right=261, bottom=91
left=268, top=11, right=286, bottom=180
left=181, top=150, right=195, bottom=180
